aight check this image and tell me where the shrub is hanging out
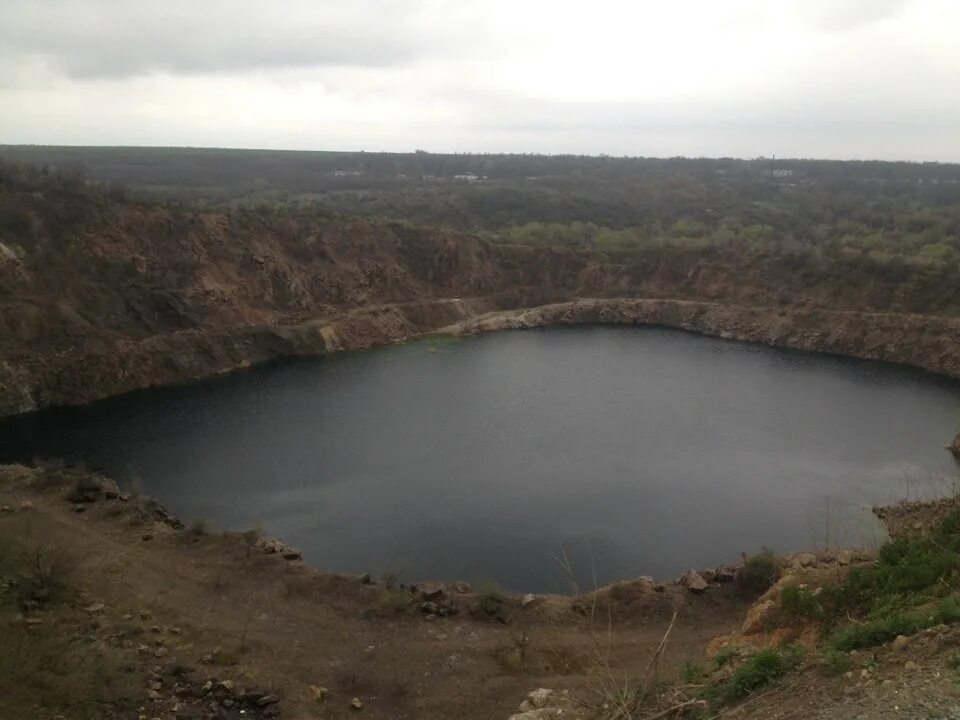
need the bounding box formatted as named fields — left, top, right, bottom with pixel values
left=827, top=597, right=960, bottom=652
left=737, top=549, right=781, bottom=594
left=708, top=644, right=803, bottom=704
left=827, top=612, right=922, bottom=651
left=188, top=518, right=211, bottom=537
left=713, top=646, right=747, bottom=668
left=821, top=648, right=853, bottom=676
left=15, top=540, right=78, bottom=601
left=780, top=585, right=823, bottom=621
left=682, top=660, right=706, bottom=684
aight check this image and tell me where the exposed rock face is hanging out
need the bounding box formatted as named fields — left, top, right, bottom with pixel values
left=3, top=196, right=960, bottom=418
left=445, top=300, right=960, bottom=383
left=951, top=433, right=960, bottom=460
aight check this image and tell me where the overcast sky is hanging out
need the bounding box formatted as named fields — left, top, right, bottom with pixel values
left=1, top=0, right=958, bottom=160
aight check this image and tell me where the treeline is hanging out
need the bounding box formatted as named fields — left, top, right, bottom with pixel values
left=2, top=150, right=959, bottom=276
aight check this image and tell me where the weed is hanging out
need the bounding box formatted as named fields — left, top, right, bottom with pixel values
left=946, top=649, right=960, bottom=671
left=682, top=660, right=706, bottom=684
left=827, top=596, right=960, bottom=651
left=737, top=549, right=781, bottom=595
left=713, top=645, right=747, bottom=668
left=14, top=540, right=78, bottom=601
left=780, top=585, right=823, bottom=621
left=821, top=648, right=853, bottom=675
left=380, top=569, right=402, bottom=590
left=188, top=517, right=211, bottom=537
left=707, top=644, right=803, bottom=704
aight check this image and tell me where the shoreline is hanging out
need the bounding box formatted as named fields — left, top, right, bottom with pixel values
left=4, top=296, right=960, bottom=420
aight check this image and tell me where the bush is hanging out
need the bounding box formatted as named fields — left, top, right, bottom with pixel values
left=827, top=612, right=922, bottom=651
left=708, top=645, right=803, bottom=704
left=821, top=648, right=853, bottom=676
left=713, top=646, right=747, bottom=668
left=780, top=585, right=823, bottom=621
left=15, top=540, right=77, bottom=601
left=737, top=549, right=781, bottom=594
left=828, top=597, right=960, bottom=652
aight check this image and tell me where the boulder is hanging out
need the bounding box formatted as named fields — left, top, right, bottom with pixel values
left=679, top=569, right=708, bottom=593
left=281, top=548, right=303, bottom=561
left=791, top=552, right=818, bottom=570
left=951, top=433, right=960, bottom=459
left=419, top=583, right=445, bottom=601
left=452, top=580, right=472, bottom=594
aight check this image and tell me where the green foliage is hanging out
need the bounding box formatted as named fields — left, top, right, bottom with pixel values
left=707, top=645, right=804, bottom=704
left=712, top=645, right=747, bottom=668
left=827, top=596, right=960, bottom=652
left=737, top=549, right=781, bottom=595
left=682, top=660, right=706, bottom=684
left=780, top=585, right=822, bottom=621
left=820, top=648, right=853, bottom=676
left=828, top=612, right=923, bottom=651
left=946, top=649, right=960, bottom=671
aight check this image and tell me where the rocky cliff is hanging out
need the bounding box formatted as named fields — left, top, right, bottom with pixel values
left=2, top=189, right=960, bottom=417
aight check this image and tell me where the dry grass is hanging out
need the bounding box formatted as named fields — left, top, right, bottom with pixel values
left=0, top=619, right=140, bottom=719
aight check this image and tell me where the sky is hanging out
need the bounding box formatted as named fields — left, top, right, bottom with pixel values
left=0, top=0, right=958, bottom=161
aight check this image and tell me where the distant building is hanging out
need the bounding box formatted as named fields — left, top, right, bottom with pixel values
left=453, top=172, right=481, bottom=182
left=330, top=170, right=363, bottom=177
left=772, top=168, right=794, bottom=178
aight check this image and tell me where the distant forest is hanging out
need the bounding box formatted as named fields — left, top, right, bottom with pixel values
left=2, top=145, right=960, bottom=273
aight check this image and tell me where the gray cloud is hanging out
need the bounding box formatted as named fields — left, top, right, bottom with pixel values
left=0, top=0, right=957, bottom=160
left=0, top=0, right=463, bottom=78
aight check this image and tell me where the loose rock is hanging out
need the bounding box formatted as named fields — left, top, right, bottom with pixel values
left=679, top=569, right=708, bottom=593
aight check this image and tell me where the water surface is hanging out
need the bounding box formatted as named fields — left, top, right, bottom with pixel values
left=1, top=327, right=958, bottom=592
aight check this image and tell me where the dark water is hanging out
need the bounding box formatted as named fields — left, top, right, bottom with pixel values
left=2, top=327, right=959, bottom=592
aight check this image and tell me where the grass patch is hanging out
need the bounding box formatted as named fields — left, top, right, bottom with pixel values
left=827, top=596, right=960, bottom=652
left=820, top=648, right=853, bottom=676
left=780, top=585, right=823, bottom=622
left=763, top=508, right=960, bottom=654
left=707, top=645, right=803, bottom=705
left=366, top=587, right=415, bottom=617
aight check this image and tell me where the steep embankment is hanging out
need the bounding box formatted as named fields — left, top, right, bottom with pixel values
left=443, top=299, right=960, bottom=380
left=2, top=191, right=960, bottom=417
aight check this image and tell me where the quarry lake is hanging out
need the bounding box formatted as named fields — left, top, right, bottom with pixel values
left=2, top=326, right=960, bottom=592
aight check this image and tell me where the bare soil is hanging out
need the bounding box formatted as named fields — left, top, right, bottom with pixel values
left=0, top=465, right=751, bottom=720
